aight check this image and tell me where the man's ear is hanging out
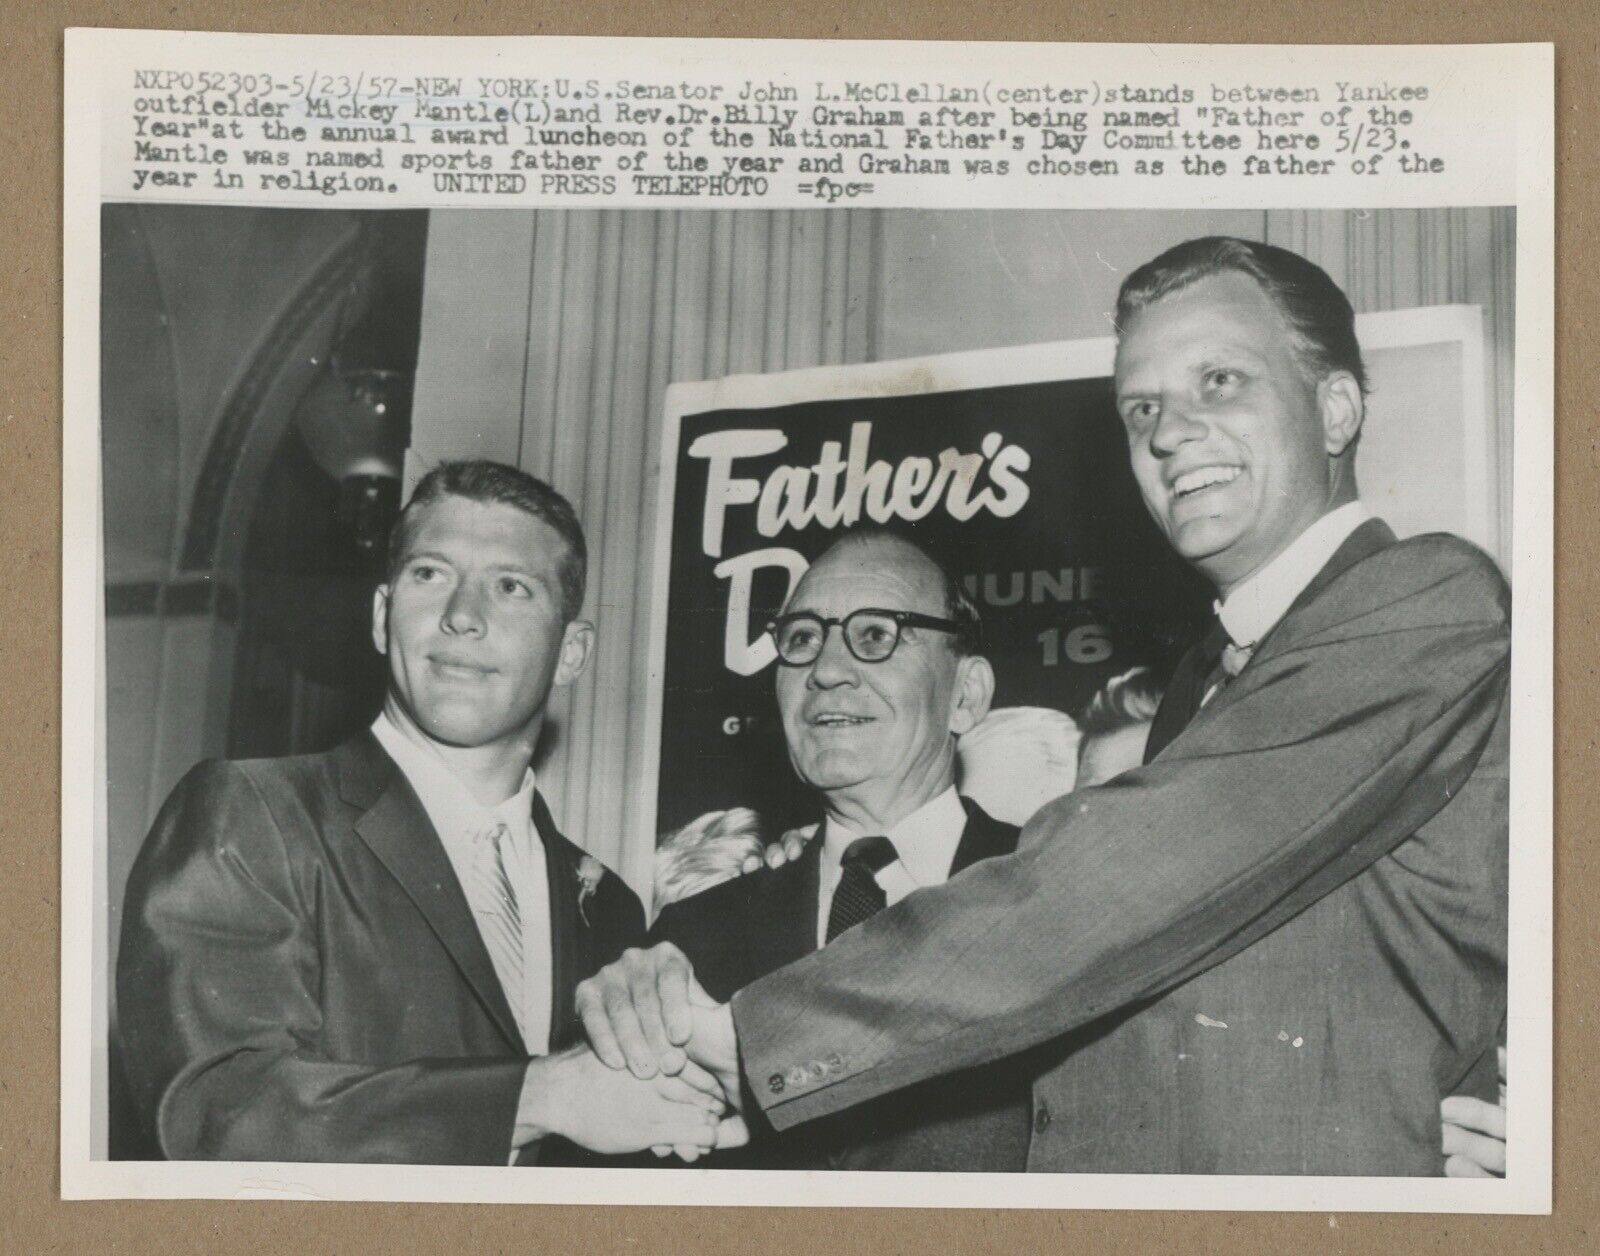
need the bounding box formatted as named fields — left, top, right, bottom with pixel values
left=1319, top=371, right=1365, bottom=457
left=371, top=584, right=391, bottom=656
left=554, top=618, right=596, bottom=689
left=949, top=654, right=996, bottom=736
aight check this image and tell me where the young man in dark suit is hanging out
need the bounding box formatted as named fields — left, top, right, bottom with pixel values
left=648, top=529, right=1032, bottom=1170
left=580, top=238, right=1511, bottom=1177
left=118, top=461, right=735, bottom=1165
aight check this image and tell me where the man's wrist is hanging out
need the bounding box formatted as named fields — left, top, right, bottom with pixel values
left=513, top=1052, right=567, bottom=1148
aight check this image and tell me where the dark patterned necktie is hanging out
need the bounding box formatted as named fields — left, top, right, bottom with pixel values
left=825, top=835, right=899, bottom=942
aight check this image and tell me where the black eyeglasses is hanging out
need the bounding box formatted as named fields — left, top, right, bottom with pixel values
left=767, top=608, right=972, bottom=666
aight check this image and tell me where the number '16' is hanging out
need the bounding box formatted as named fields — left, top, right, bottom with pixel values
left=1037, top=624, right=1112, bottom=667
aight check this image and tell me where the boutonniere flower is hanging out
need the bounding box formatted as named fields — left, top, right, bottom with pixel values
left=576, top=855, right=604, bottom=925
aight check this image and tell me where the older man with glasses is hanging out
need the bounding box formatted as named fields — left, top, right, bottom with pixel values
left=636, top=524, right=1035, bottom=1171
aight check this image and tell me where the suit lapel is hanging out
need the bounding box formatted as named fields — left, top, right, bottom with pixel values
left=533, top=793, right=583, bottom=1049
left=1241, top=518, right=1397, bottom=670
left=745, top=825, right=825, bottom=967
left=337, top=734, right=523, bottom=1052
left=950, top=798, right=1021, bottom=874
left=1281, top=517, right=1394, bottom=622
left=1147, top=518, right=1397, bottom=759
left=1145, top=620, right=1227, bottom=764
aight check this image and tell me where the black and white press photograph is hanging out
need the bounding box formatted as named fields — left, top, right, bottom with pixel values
left=59, top=31, right=1552, bottom=1212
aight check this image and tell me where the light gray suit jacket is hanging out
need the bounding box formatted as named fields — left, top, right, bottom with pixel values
left=731, top=521, right=1510, bottom=1174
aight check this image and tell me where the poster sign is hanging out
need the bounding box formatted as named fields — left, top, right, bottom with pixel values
left=648, top=340, right=1211, bottom=838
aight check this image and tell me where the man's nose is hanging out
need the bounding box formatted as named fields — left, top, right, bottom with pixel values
left=441, top=582, right=487, bottom=635
left=1149, top=401, right=1206, bottom=457
left=806, top=624, right=860, bottom=688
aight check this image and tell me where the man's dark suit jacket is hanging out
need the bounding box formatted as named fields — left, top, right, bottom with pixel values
left=117, top=731, right=645, bottom=1164
left=732, top=521, right=1510, bottom=1175
left=652, top=798, right=1031, bottom=1171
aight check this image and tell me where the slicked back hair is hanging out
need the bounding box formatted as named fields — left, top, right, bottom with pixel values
left=387, top=461, right=588, bottom=621
left=1115, top=236, right=1369, bottom=396
left=808, top=525, right=984, bottom=657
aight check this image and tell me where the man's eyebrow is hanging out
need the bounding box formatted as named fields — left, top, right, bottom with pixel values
left=399, top=548, right=454, bottom=565
left=491, top=563, right=563, bottom=590
left=1117, top=339, right=1269, bottom=390
left=1193, top=338, right=1270, bottom=365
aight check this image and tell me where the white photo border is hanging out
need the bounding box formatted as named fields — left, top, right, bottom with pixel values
left=61, top=30, right=1554, bottom=1212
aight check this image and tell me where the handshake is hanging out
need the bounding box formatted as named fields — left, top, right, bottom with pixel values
left=514, top=943, right=745, bottom=1163
left=518, top=941, right=1513, bottom=1177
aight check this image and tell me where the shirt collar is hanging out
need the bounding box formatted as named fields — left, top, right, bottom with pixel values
left=371, top=711, right=537, bottom=842
left=823, top=785, right=967, bottom=887
left=1216, top=501, right=1370, bottom=649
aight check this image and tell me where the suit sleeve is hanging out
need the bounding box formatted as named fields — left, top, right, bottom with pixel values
left=646, top=901, right=681, bottom=947
left=117, top=761, right=529, bottom=1164
left=588, top=869, right=648, bottom=962
left=733, top=538, right=1512, bottom=1130
left=648, top=897, right=734, bottom=1001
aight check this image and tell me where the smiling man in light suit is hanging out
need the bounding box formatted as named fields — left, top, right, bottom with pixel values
left=578, top=238, right=1510, bottom=1176
left=118, top=461, right=735, bottom=1164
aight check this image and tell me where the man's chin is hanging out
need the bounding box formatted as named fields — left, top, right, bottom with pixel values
left=412, top=708, right=515, bottom=751
left=794, top=757, right=873, bottom=796
left=1169, top=517, right=1246, bottom=569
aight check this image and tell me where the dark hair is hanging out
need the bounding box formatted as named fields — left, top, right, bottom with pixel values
left=1115, top=236, right=1368, bottom=395
left=813, top=525, right=984, bottom=656
left=387, top=461, right=587, bottom=620
left=1078, top=666, right=1165, bottom=737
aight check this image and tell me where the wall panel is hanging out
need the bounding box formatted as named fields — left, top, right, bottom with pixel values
left=1268, top=207, right=1516, bottom=568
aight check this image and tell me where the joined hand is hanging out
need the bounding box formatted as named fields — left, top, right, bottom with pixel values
left=514, top=1044, right=746, bottom=1162
left=575, top=943, right=743, bottom=1115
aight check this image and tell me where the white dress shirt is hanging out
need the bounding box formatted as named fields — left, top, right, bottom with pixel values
left=371, top=713, right=553, bottom=1057
left=1215, top=500, right=1371, bottom=652
left=816, top=785, right=968, bottom=948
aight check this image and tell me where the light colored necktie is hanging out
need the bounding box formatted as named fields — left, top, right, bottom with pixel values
left=469, top=821, right=525, bottom=1034
left=1220, top=640, right=1255, bottom=678
left=1202, top=638, right=1255, bottom=708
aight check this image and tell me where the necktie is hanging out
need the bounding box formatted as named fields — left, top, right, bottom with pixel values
left=826, top=835, right=899, bottom=942
left=469, top=821, right=525, bottom=1034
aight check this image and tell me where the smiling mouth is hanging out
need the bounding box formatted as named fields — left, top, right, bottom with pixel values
left=809, top=713, right=873, bottom=728
left=1170, top=465, right=1243, bottom=499
left=431, top=658, right=495, bottom=679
